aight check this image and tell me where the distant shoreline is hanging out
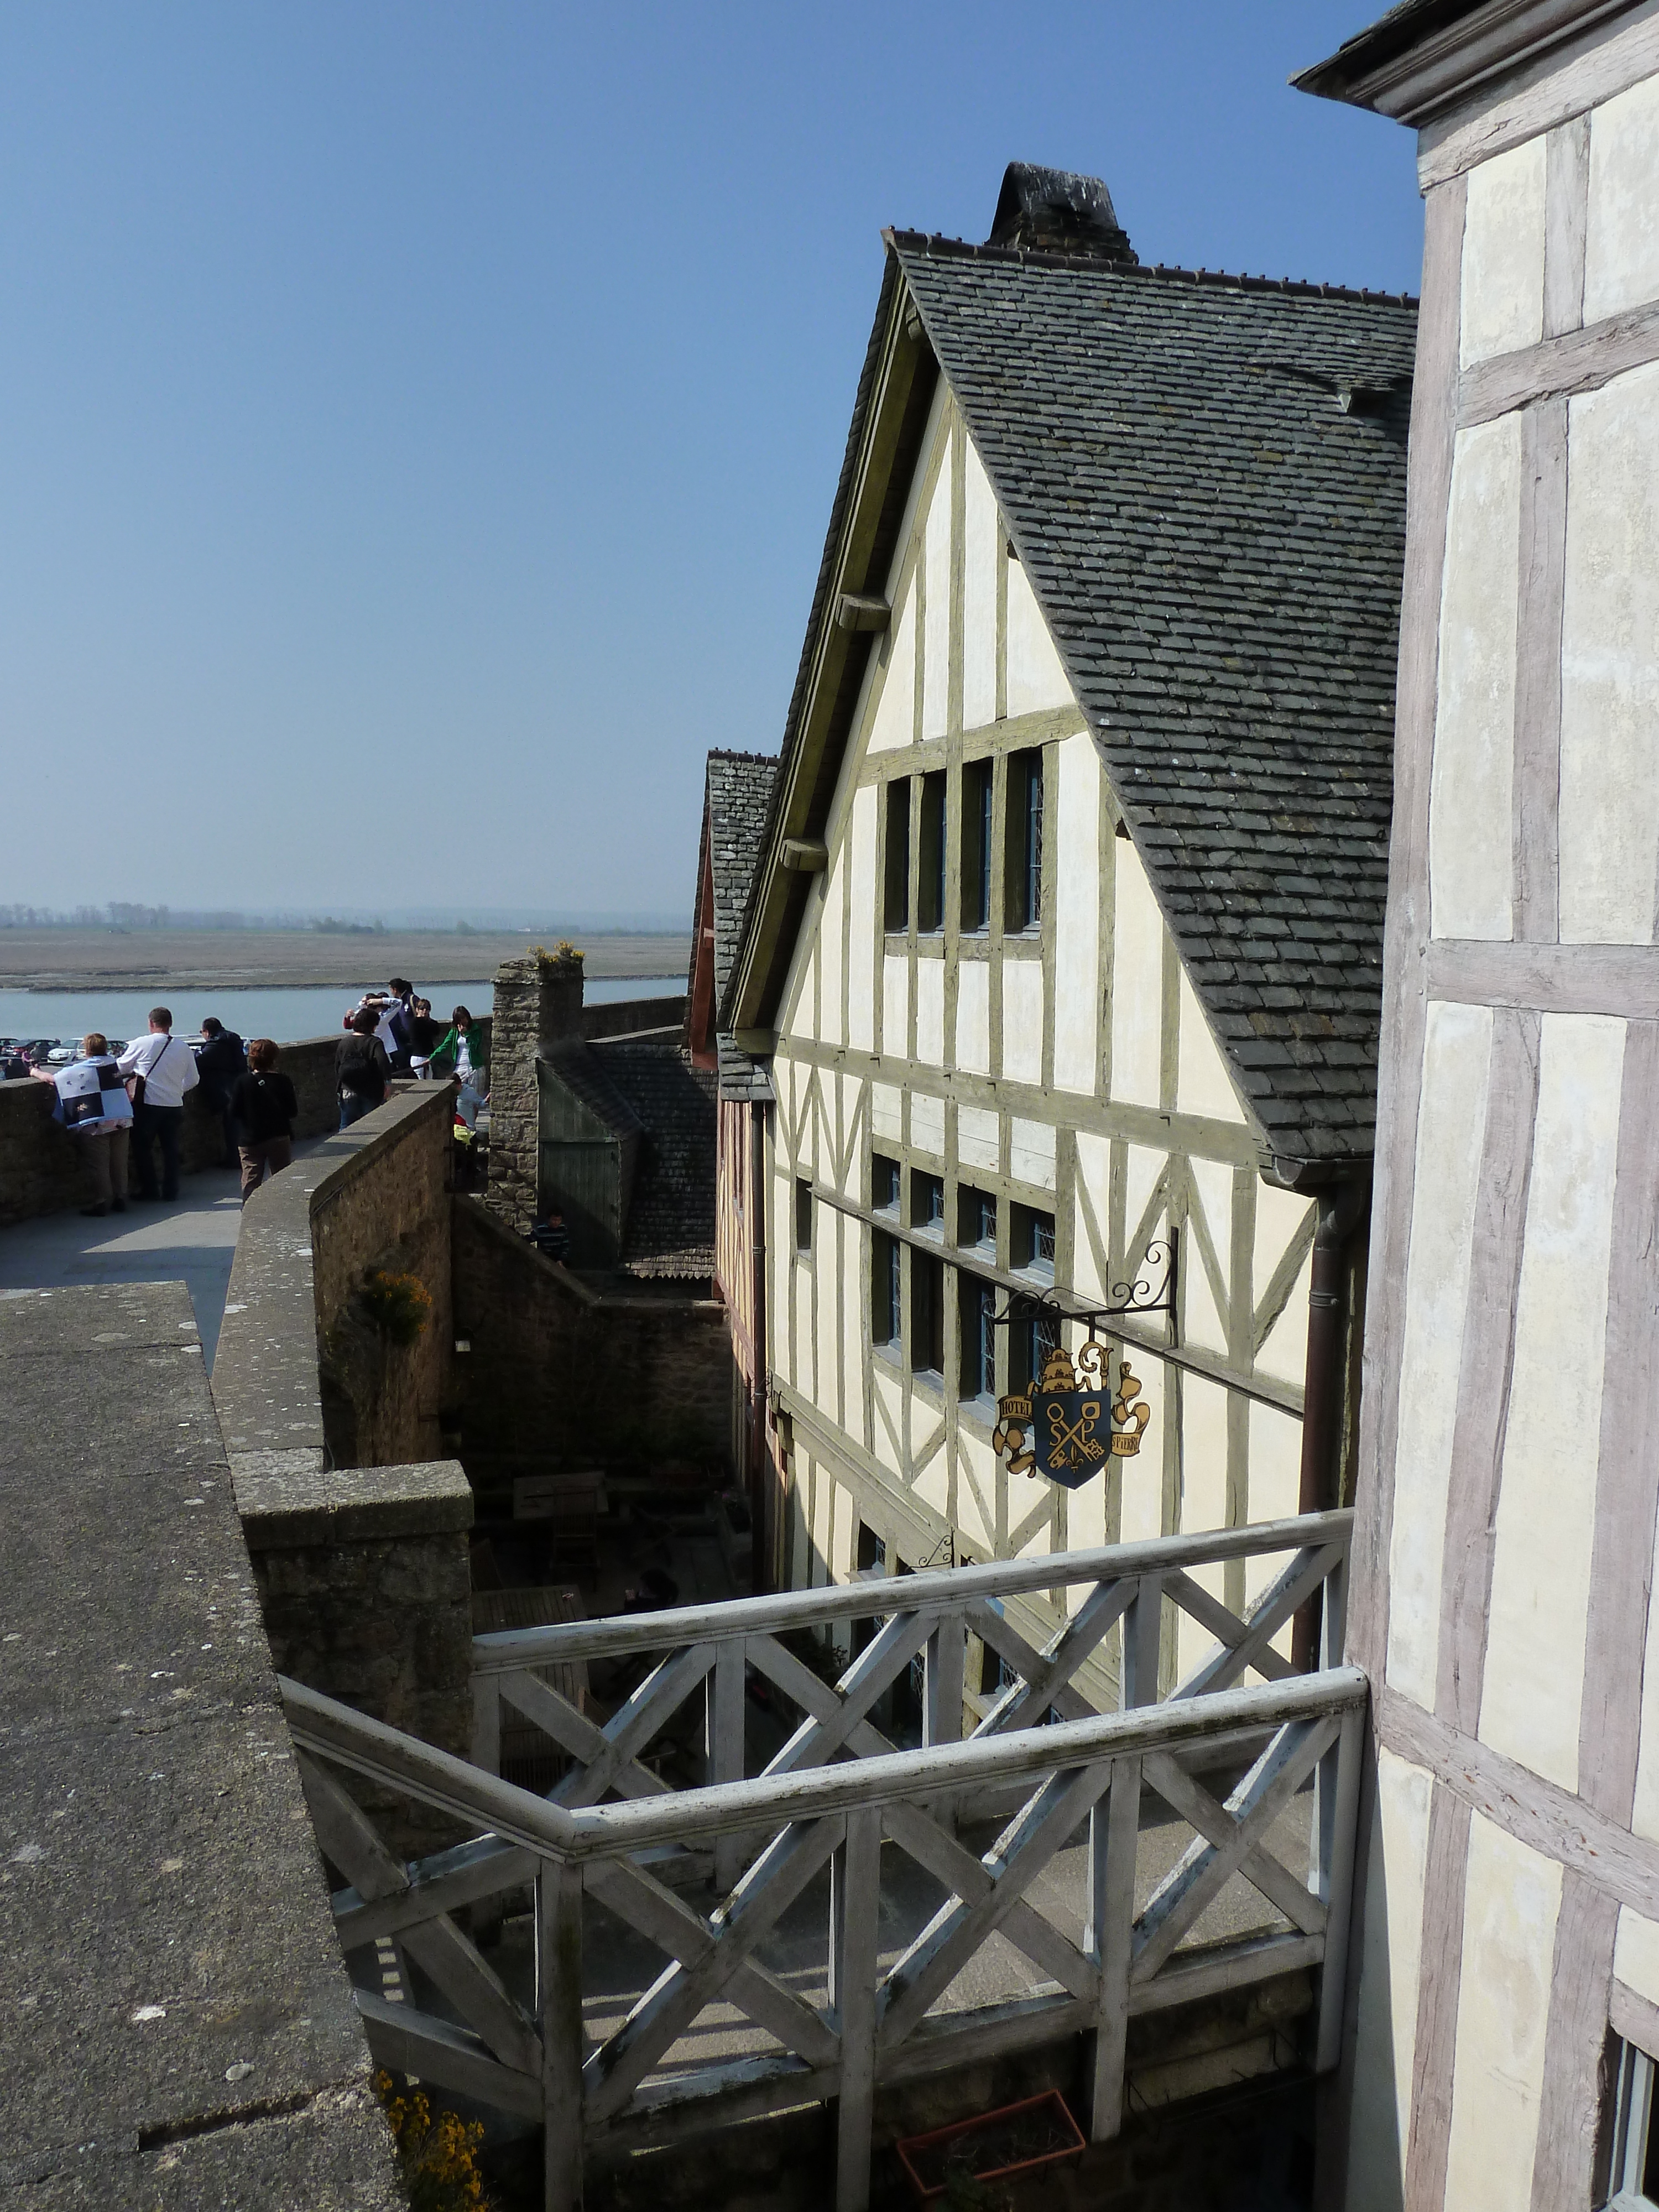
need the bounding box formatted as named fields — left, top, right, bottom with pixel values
left=0, top=927, right=691, bottom=995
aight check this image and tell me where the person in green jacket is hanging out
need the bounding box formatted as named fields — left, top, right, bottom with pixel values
left=429, top=1005, right=487, bottom=1127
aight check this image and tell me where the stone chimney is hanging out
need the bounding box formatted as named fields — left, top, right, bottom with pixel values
left=488, top=946, right=585, bottom=1233
left=987, top=163, right=1136, bottom=263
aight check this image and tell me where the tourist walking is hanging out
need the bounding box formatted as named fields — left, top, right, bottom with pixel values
left=429, top=1005, right=487, bottom=1128
left=336, top=1008, right=392, bottom=1129
left=194, top=1018, right=247, bottom=1170
left=228, top=1040, right=297, bottom=1204
left=32, top=1034, right=132, bottom=1216
left=117, top=1008, right=199, bottom=1202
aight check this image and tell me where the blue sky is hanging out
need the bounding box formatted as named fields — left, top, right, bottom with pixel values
left=0, top=3, right=1421, bottom=923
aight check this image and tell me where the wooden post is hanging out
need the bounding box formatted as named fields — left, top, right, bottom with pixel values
left=473, top=1669, right=501, bottom=1775
left=1087, top=1752, right=1141, bottom=2140
left=1312, top=1703, right=1364, bottom=2074
left=536, top=1859, right=586, bottom=2212
left=1120, top=1577, right=1161, bottom=1709
left=923, top=1611, right=964, bottom=1830
left=709, top=1639, right=747, bottom=1893
left=831, top=1806, right=883, bottom=2212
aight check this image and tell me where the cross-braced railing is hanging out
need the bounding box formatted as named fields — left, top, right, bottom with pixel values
left=281, top=1513, right=1359, bottom=2211
left=468, top=1510, right=1351, bottom=1887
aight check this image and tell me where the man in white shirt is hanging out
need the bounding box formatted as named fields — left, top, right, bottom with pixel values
left=117, top=1005, right=200, bottom=1202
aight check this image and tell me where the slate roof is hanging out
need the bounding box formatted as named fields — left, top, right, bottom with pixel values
left=703, top=752, right=778, bottom=1104
left=891, top=233, right=1417, bottom=1166
left=591, top=1037, right=718, bottom=1279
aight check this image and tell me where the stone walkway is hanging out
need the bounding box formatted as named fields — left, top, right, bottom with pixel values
left=0, top=1144, right=325, bottom=1369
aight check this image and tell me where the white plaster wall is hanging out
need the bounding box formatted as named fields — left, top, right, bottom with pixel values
left=1005, top=555, right=1072, bottom=716
left=1629, top=1498, right=1659, bottom=1844
left=911, top=1091, right=945, bottom=1159
left=1481, top=1011, right=1624, bottom=1792
left=1255, top=1249, right=1313, bottom=1390
left=1386, top=1000, right=1494, bottom=1708
left=1616, top=1907, right=1659, bottom=2010
left=847, top=786, right=877, bottom=1053
left=915, top=959, right=945, bottom=1068
left=1186, top=1156, right=1234, bottom=1359
left=1003, top=958, right=1044, bottom=1085
left=1585, top=71, right=1659, bottom=324
left=872, top=1082, right=902, bottom=1146
left=872, top=1363, right=904, bottom=1478
left=922, top=446, right=952, bottom=743
left=955, top=961, right=990, bottom=1076
left=867, top=589, right=915, bottom=754
left=1442, top=1812, right=1559, bottom=2210
left=1179, top=1377, right=1230, bottom=1672
left=1176, top=973, right=1245, bottom=1124
left=1112, top=842, right=1165, bottom=1109
left=954, top=1436, right=994, bottom=1553
left=1459, top=134, right=1547, bottom=366
left=1244, top=1404, right=1304, bottom=1593
left=1053, top=733, right=1101, bottom=1095
left=818, top=859, right=844, bottom=1050
left=1347, top=1751, right=1434, bottom=2210
left=1431, top=416, right=1520, bottom=941
left=883, top=954, right=909, bottom=1054
left=1010, top=1116, right=1056, bottom=1193
left=963, top=440, right=999, bottom=730
left=838, top=1072, right=864, bottom=1199
left=1559, top=361, right=1659, bottom=943
left=959, top=1103, right=999, bottom=1174
left=1118, top=1363, right=1166, bottom=1545
left=815, top=1209, right=841, bottom=1422
left=1123, top=1144, right=1166, bottom=1256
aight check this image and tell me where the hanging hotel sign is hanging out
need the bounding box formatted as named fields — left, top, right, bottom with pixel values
left=989, top=1238, right=1171, bottom=1492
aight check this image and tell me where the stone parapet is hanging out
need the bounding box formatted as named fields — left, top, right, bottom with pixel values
left=488, top=951, right=584, bottom=1234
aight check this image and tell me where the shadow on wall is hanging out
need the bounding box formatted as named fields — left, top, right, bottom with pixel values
left=451, top=1193, right=734, bottom=1485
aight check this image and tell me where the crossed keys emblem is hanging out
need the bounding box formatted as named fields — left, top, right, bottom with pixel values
left=993, top=1339, right=1152, bottom=1491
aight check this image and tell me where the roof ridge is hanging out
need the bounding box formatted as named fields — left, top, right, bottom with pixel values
left=887, top=227, right=1417, bottom=309
left=707, top=748, right=780, bottom=767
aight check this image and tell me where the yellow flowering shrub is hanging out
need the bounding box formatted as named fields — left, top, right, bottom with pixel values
left=375, top=2073, right=492, bottom=2212
left=360, top=1269, right=432, bottom=1347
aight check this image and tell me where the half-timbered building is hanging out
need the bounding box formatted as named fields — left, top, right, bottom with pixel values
left=687, top=749, right=780, bottom=1572
left=723, top=165, right=1416, bottom=1695
left=1301, top=5, right=1659, bottom=2205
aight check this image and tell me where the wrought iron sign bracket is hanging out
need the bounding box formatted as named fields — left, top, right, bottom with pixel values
left=988, top=1239, right=1175, bottom=1492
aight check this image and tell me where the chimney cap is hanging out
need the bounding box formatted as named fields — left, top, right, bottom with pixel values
left=987, top=163, right=1136, bottom=262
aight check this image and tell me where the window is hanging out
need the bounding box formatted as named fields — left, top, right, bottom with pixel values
left=960, top=1274, right=997, bottom=1400
left=1005, top=748, right=1044, bottom=933
left=872, top=1154, right=901, bottom=1214
left=1609, top=2038, right=1659, bottom=2206
left=1011, top=1204, right=1056, bottom=1280
left=958, top=1187, right=997, bottom=1253
left=962, top=758, right=993, bottom=932
left=1010, top=1306, right=1061, bottom=1394
left=912, top=1249, right=946, bottom=1378
left=884, top=780, right=911, bottom=932
left=872, top=1229, right=901, bottom=1347
left=911, top=1170, right=945, bottom=1234
left=795, top=1177, right=812, bottom=1254
left=919, top=771, right=947, bottom=933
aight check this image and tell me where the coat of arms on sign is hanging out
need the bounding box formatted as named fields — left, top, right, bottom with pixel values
left=993, top=1339, right=1151, bottom=1489
left=987, top=1237, right=1171, bottom=1492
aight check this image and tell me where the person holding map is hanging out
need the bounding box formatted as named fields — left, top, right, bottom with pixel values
left=32, top=1032, right=133, bottom=1216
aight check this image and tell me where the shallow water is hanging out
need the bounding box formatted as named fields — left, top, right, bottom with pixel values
left=0, top=974, right=682, bottom=1048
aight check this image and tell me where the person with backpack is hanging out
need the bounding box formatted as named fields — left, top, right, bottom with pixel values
left=336, top=1007, right=393, bottom=1129
left=228, top=1039, right=298, bottom=1204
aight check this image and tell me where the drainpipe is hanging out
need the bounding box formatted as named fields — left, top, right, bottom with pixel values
left=1290, top=1173, right=1370, bottom=1671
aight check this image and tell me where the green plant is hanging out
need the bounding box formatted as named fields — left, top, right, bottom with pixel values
left=530, top=938, right=583, bottom=967
left=360, top=1268, right=432, bottom=1347
left=375, top=2073, right=492, bottom=2211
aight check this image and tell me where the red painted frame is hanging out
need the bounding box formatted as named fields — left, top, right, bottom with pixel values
left=894, top=2088, right=1086, bottom=2201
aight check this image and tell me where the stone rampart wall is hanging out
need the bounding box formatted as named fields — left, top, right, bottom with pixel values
left=212, top=1086, right=472, bottom=1804
left=452, top=1191, right=733, bottom=1479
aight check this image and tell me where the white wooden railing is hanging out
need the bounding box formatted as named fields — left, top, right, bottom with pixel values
left=281, top=1511, right=1361, bottom=2212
